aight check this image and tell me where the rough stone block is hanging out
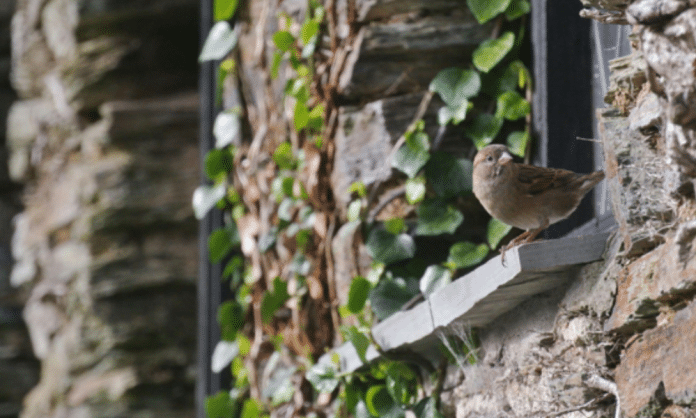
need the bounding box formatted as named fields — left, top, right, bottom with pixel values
left=615, top=298, right=696, bottom=417
left=605, top=236, right=696, bottom=333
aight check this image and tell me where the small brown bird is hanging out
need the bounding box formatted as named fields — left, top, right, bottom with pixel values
left=473, top=144, right=605, bottom=257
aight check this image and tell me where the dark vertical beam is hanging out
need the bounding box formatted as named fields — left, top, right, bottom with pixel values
left=197, top=1, right=224, bottom=417
left=531, top=0, right=594, bottom=238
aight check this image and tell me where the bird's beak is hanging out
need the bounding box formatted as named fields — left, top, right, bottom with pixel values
left=499, top=151, right=513, bottom=165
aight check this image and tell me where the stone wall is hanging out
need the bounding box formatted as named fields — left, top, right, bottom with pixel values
left=0, top=1, right=40, bottom=417
left=4, top=1, right=199, bottom=417
left=452, top=1, right=696, bottom=417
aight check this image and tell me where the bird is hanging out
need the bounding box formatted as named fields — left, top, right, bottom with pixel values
left=472, top=144, right=605, bottom=260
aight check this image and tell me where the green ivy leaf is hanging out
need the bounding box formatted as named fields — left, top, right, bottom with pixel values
left=218, top=300, right=244, bottom=341
left=193, top=183, right=227, bottom=220
left=487, top=218, right=512, bottom=249
left=415, top=199, right=464, bottom=236
left=211, top=340, right=239, bottom=373
left=366, top=385, right=402, bottom=417
left=405, top=176, right=426, bottom=204
left=437, top=100, right=471, bottom=126
left=424, top=152, right=473, bottom=198
left=347, top=276, right=372, bottom=313
left=261, top=277, right=290, bottom=323
left=429, top=68, right=481, bottom=107
left=347, top=200, right=362, bottom=222
left=465, top=113, right=503, bottom=150
left=412, top=397, right=445, bottom=418
left=473, top=32, right=515, bottom=73
left=240, top=398, right=263, bottom=418
left=392, top=131, right=430, bottom=178
left=349, top=181, right=367, bottom=197
left=300, top=19, right=320, bottom=45
left=505, top=0, right=530, bottom=20
left=213, top=111, right=241, bottom=148
left=273, top=30, right=295, bottom=52
left=205, top=391, right=236, bottom=418
left=345, top=326, right=370, bottom=364
left=467, top=0, right=511, bottom=23
left=271, top=51, right=283, bottom=79
left=385, top=218, right=405, bottom=235
left=419, top=265, right=453, bottom=296
left=447, top=242, right=489, bottom=269
left=369, top=277, right=419, bottom=320
left=273, top=142, right=296, bottom=170
left=365, top=229, right=416, bottom=265
left=214, top=0, right=239, bottom=21
left=205, top=149, right=233, bottom=181
left=495, top=90, right=531, bottom=120
left=306, top=358, right=340, bottom=393
left=507, top=130, right=529, bottom=157
left=294, top=101, right=310, bottom=131
left=199, top=21, right=238, bottom=62
left=386, top=362, right=417, bottom=406
left=208, top=224, right=240, bottom=262
left=308, top=103, right=325, bottom=131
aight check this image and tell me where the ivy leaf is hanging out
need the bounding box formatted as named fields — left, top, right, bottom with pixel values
left=273, top=30, right=295, bottom=52
left=437, top=100, right=471, bottom=126
left=345, top=326, right=370, bottom=364
left=386, top=362, right=417, bottom=406
left=415, top=199, right=464, bottom=236
left=467, top=0, right=511, bottom=24
left=365, top=229, right=415, bottom=265
left=447, top=242, right=489, bottom=269
left=306, top=358, right=340, bottom=393
left=308, top=103, right=325, bottom=131
left=412, top=397, right=445, bottom=418
left=273, top=142, right=296, bottom=170
left=294, top=100, right=310, bottom=131
left=465, top=113, right=503, bottom=150
left=214, top=0, right=239, bottom=21
left=369, top=277, right=419, bottom=320
left=193, top=183, right=227, bottom=220
left=213, top=111, right=241, bottom=148
left=429, top=68, right=481, bottom=107
left=211, top=340, right=239, bottom=373
left=208, top=224, right=240, bottom=262
left=392, top=131, right=430, bottom=178
left=301, top=19, right=320, bottom=45
left=507, top=130, right=529, bottom=157
left=424, top=152, right=473, bottom=198
left=205, top=391, right=235, bottom=418
left=347, top=200, right=362, bottom=222
left=419, top=265, right=453, bottom=297
left=348, top=276, right=372, bottom=313
left=495, top=90, right=531, bottom=120
left=205, top=149, right=233, bottom=181
left=218, top=301, right=244, bottom=341
left=199, top=21, right=238, bottom=62
left=487, top=218, right=512, bottom=249
left=240, top=399, right=263, bottom=418
left=261, top=277, right=290, bottom=323
left=366, top=385, right=404, bottom=418
left=271, top=51, right=283, bottom=79
left=473, top=32, right=515, bottom=73
left=405, top=176, right=426, bottom=204
left=505, top=0, right=530, bottom=20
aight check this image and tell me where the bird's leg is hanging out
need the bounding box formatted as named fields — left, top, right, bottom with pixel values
left=499, top=219, right=550, bottom=265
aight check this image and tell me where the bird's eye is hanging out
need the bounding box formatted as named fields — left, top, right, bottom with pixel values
left=486, top=155, right=494, bottom=162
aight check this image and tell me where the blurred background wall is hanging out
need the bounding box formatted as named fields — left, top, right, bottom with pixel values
left=2, top=1, right=200, bottom=417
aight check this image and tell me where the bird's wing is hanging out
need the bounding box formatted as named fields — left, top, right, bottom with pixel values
left=516, top=164, right=579, bottom=196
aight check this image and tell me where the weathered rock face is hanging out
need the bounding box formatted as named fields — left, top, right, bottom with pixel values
left=4, top=0, right=199, bottom=417
left=583, top=0, right=696, bottom=416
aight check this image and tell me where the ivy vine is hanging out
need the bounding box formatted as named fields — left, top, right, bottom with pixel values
left=195, top=0, right=532, bottom=416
